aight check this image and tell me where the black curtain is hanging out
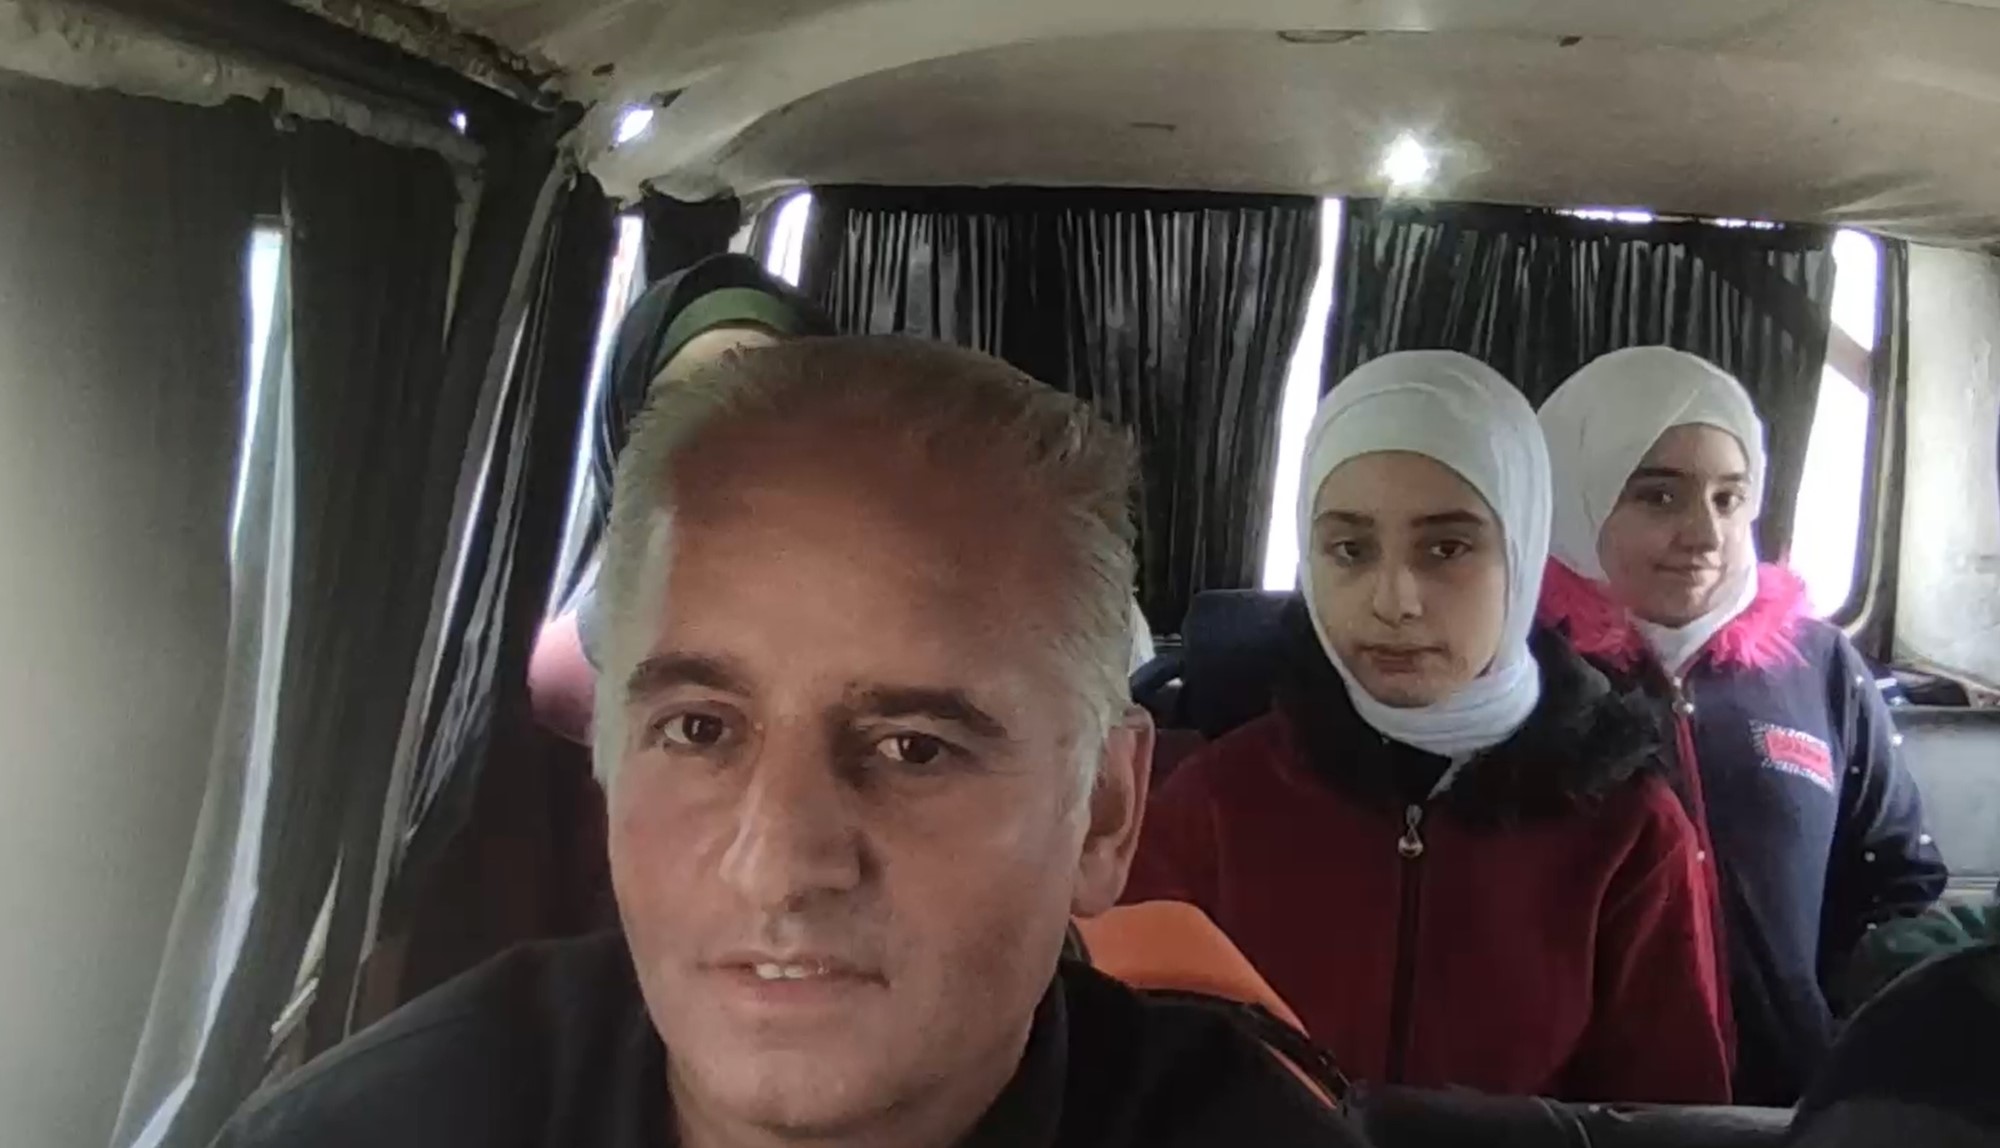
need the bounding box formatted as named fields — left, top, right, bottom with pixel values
left=642, top=191, right=741, bottom=282
left=1328, top=200, right=1836, bottom=558
left=161, top=118, right=463, bottom=1146
left=1853, top=241, right=1909, bottom=657
left=0, top=75, right=272, bottom=1148
left=801, top=187, right=1321, bottom=627
left=381, top=173, right=614, bottom=936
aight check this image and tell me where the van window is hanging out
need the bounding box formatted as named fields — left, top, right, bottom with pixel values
left=1788, top=230, right=1882, bottom=618
left=546, top=212, right=648, bottom=613
left=229, top=224, right=288, bottom=561
left=764, top=191, right=814, bottom=287
left=1260, top=200, right=1344, bottom=591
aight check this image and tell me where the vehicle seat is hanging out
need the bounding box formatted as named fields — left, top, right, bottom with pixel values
left=1351, top=1086, right=1791, bottom=1148
left=1890, top=706, right=2000, bottom=906
left=1133, top=589, right=1293, bottom=739
left=1794, top=940, right=2000, bottom=1143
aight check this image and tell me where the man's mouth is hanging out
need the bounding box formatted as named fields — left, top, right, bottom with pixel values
left=711, top=950, right=884, bottom=985
left=750, top=960, right=831, bottom=982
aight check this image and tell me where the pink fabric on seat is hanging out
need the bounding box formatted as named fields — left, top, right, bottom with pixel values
left=528, top=610, right=594, bottom=747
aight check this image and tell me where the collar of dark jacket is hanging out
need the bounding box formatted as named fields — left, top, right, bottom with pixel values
left=1272, top=598, right=1663, bottom=827
left=648, top=972, right=1070, bottom=1148
left=958, top=977, right=1068, bottom=1148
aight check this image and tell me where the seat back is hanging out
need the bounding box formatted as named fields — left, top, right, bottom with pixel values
left=1078, top=901, right=1347, bottom=1108
left=1178, top=589, right=1294, bottom=738
left=1892, top=706, right=2000, bottom=905
left=1352, top=1087, right=1792, bottom=1148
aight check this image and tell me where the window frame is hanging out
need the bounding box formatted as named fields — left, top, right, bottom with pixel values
left=1832, top=239, right=1906, bottom=648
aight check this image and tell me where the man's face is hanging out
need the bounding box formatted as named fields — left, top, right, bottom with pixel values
left=605, top=418, right=1148, bottom=1142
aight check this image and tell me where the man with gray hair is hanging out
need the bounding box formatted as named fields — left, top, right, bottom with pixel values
left=215, top=336, right=1367, bottom=1148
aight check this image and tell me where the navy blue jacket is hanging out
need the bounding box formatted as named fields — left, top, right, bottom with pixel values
left=1541, top=562, right=1947, bottom=1106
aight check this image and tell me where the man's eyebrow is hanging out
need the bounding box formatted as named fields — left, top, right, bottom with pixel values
left=625, top=653, right=749, bottom=701
left=849, top=685, right=1011, bottom=741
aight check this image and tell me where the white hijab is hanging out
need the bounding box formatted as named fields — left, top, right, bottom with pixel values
left=1538, top=347, right=1767, bottom=673
left=1299, top=351, right=1552, bottom=760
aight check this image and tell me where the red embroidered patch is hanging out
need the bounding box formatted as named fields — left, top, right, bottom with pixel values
left=1752, top=722, right=1836, bottom=795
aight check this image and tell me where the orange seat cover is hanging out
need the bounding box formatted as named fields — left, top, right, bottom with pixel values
left=1076, top=900, right=1308, bottom=1034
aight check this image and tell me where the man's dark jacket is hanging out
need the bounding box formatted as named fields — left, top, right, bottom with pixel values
left=213, top=931, right=1370, bottom=1148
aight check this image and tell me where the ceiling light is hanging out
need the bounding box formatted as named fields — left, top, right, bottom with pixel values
left=449, top=110, right=468, bottom=135
left=1380, top=133, right=1434, bottom=191
left=614, top=106, right=656, bottom=147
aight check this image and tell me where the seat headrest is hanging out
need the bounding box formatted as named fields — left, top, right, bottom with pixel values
left=1181, top=589, right=1294, bottom=739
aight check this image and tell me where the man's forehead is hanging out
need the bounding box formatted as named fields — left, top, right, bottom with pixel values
left=665, top=416, right=1069, bottom=591
left=639, top=432, right=1072, bottom=670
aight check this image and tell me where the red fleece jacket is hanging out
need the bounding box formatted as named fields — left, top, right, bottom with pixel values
left=1124, top=618, right=1731, bottom=1104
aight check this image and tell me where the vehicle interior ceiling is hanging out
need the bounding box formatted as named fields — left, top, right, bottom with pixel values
left=9, top=0, right=2000, bottom=1145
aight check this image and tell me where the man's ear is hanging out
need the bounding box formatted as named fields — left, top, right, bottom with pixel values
left=1072, top=705, right=1154, bottom=918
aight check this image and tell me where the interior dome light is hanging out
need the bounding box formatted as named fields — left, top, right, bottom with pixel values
left=615, top=106, right=656, bottom=147
left=1380, top=133, right=1434, bottom=191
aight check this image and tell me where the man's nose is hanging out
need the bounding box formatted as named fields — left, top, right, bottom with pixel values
left=716, top=728, right=865, bottom=912
left=1371, top=562, right=1423, bottom=623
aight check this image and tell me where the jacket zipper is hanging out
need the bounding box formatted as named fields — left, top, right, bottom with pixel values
left=1665, top=673, right=1710, bottom=842
left=1665, top=671, right=1738, bottom=1062
left=1385, top=802, right=1427, bottom=1083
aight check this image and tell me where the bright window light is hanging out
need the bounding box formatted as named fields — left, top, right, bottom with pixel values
left=1564, top=207, right=1658, bottom=224
left=1380, top=134, right=1434, bottom=191
left=1788, top=229, right=1880, bottom=617
left=547, top=213, right=649, bottom=614
left=1260, top=199, right=1344, bottom=591
left=229, top=226, right=286, bottom=560
left=614, top=105, right=656, bottom=147
left=1828, top=229, right=1880, bottom=353
left=763, top=192, right=814, bottom=287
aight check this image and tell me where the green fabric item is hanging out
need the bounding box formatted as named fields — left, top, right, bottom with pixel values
left=1840, top=902, right=2000, bottom=1011
left=647, top=287, right=809, bottom=383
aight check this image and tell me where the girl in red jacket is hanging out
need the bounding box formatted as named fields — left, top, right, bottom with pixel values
left=1124, top=351, right=1731, bottom=1103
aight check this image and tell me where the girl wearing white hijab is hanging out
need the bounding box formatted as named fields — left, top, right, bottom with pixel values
left=1537, top=346, right=1946, bottom=1106
left=1127, top=351, right=1729, bottom=1103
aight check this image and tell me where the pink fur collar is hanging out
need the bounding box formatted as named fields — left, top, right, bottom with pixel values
left=1537, top=559, right=1809, bottom=673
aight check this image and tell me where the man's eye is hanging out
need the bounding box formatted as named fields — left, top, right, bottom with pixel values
left=657, top=713, right=729, bottom=749
left=873, top=733, right=950, bottom=767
